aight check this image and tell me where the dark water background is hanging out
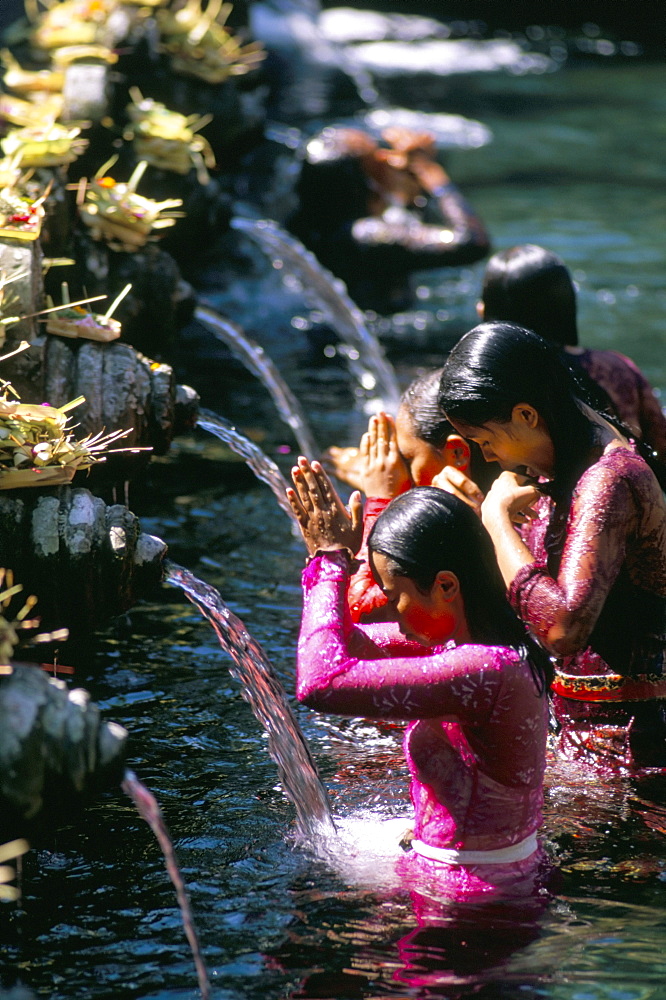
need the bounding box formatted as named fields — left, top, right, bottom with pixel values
left=2, top=8, right=666, bottom=1000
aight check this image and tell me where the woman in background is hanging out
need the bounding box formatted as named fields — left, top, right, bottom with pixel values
left=341, top=369, right=476, bottom=622
left=288, top=126, right=490, bottom=313
left=479, top=244, right=666, bottom=461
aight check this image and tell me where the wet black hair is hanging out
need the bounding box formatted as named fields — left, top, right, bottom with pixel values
left=438, top=322, right=595, bottom=493
left=400, top=368, right=453, bottom=448
left=438, top=322, right=666, bottom=555
left=482, top=244, right=578, bottom=348
left=368, top=487, right=553, bottom=693
left=400, top=368, right=494, bottom=490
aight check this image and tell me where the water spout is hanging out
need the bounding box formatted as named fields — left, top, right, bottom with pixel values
left=122, top=769, right=211, bottom=1000
left=230, top=217, right=401, bottom=413
left=194, top=305, right=319, bottom=459
left=165, top=561, right=335, bottom=840
left=196, top=409, right=301, bottom=531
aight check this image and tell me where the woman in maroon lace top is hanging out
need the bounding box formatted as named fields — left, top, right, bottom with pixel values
left=479, top=244, right=666, bottom=462
left=438, top=322, right=666, bottom=765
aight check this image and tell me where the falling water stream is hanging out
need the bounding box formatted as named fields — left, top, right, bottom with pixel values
left=164, top=560, right=336, bottom=840
left=121, top=770, right=211, bottom=1000
left=194, top=305, right=319, bottom=459
left=195, top=408, right=300, bottom=529
left=230, top=216, right=402, bottom=413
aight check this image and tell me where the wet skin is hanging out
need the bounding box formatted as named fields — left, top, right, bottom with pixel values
left=369, top=550, right=471, bottom=647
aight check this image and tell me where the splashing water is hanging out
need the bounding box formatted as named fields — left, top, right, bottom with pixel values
left=194, top=305, right=319, bottom=459
left=165, top=561, right=336, bottom=840
left=121, top=769, right=211, bottom=1000
left=196, top=408, right=301, bottom=531
left=230, top=216, right=401, bottom=413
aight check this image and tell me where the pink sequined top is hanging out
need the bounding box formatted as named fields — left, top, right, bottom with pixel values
left=298, top=551, right=548, bottom=852
left=510, top=445, right=666, bottom=680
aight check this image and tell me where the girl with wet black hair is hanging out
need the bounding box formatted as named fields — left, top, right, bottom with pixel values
left=334, top=369, right=484, bottom=623
left=288, top=459, right=552, bottom=899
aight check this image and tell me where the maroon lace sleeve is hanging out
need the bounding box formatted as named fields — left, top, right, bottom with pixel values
left=509, top=448, right=666, bottom=656
left=509, top=447, right=666, bottom=658
left=578, top=349, right=666, bottom=458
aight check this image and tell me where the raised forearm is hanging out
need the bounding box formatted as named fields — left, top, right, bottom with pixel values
left=481, top=506, right=535, bottom=589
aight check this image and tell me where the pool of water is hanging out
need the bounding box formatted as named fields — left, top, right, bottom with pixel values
left=3, top=28, right=666, bottom=1000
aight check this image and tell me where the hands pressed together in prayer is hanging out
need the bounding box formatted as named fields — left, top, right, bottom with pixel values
left=287, top=457, right=363, bottom=558
left=359, top=127, right=450, bottom=209
left=308, top=408, right=542, bottom=588
left=358, top=412, right=412, bottom=499
left=321, top=410, right=541, bottom=523
left=321, top=411, right=411, bottom=497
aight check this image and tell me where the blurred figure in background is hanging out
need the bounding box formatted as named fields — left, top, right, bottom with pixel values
left=288, top=126, right=490, bottom=313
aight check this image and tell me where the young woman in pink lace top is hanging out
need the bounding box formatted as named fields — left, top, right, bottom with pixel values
left=437, top=322, right=666, bottom=765
left=287, top=460, right=552, bottom=898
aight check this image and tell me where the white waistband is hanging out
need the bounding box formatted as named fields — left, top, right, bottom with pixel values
left=410, top=831, right=538, bottom=866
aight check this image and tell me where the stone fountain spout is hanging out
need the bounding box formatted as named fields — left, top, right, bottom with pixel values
left=0, top=487, right=167, bottom=634
left=0, top=663, right=128, bottom=839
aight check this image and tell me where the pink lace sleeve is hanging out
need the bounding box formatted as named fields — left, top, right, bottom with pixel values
left=298, top=551, right=516, bottom=721
left=508, top=448, right=663, bottom=657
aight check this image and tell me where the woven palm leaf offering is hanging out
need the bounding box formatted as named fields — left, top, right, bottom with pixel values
left=1, top=120, right=88, bottom=169
left=78, top=157, right=184, bottom=251
left=0, top=166, right=48, bottom=241
left=0, top=271, right=27, bottom=331
left=125, top=88, right=215, bottom=180
left=50, top=43, right=119, bottom=68
left=0, top=566, right=68, bottom=665
left=0, top=48, right=65, bottom=95
left=0, top=837, right=29, bottom=902
left=27, top=0, right=120, bottom=51
left=157, top=0, right=265, bottom=84
left=0, top=91, right=65, bottom=129
left=0, top=372, right=138, bottom=488
left=44, top=281, right=129, bottom=342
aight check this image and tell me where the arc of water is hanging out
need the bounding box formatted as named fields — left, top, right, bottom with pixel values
left=122, top=769, right=211, bottom=1000
left=195, top=304, right=319, bottom=459
left=229, top=216, right=402, bottom=413
left=196, top=408, right=301, bottom=533
left=165, top=562, right=336, bottom=840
